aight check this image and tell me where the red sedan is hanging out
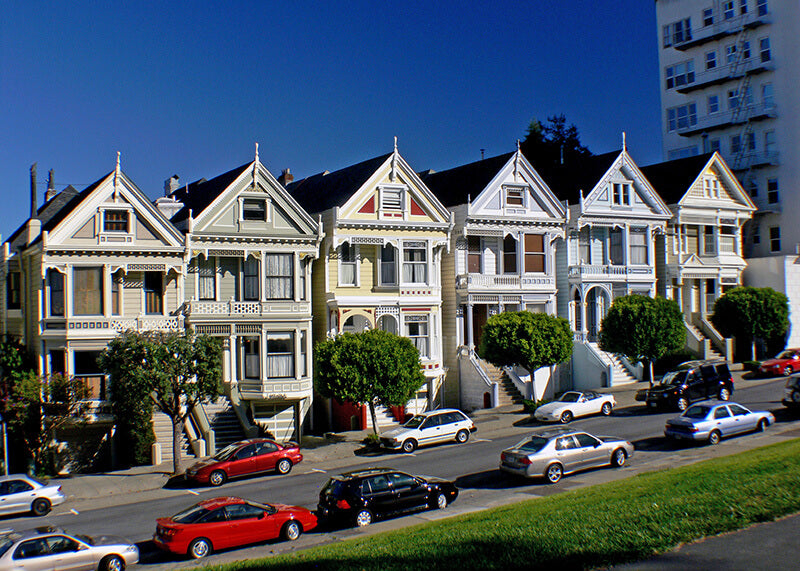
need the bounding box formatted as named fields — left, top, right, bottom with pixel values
left=153, top=496, right=317, bottom=559
left=759, top=348, right=800, bottom=377
left=185, top=438, right=303, bottom=486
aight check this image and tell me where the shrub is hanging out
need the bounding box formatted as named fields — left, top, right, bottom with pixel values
left=522, top=398, right=551, bottom=414
left=742, top=360, right=762, bottom=372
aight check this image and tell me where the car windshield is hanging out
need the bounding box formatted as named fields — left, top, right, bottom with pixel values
left=514, top=436, right=549, bottom=453
left=776, top=350, right=796, bottom=359
left=658, top=370, right=688, bottom=387
left=683, top=405, right=711, bottom=419
left=171, top=504, right=212, bottom=524
left=0, top=538, right=14, bottom=559
left=403, top=415, right=425, bottom=429
left=74, top=534, right=94, bottom=546
left=213, top=443, right=239, bottom=461
left=558, top=392, right=581, bottom=403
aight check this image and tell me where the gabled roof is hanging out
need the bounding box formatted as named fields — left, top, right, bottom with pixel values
left=419, top=153, right=514, bottom=207
left=288, top=154, right=392, bottom=214
left=529, top=150, right=619, bottom=205
left=169, top=163, right=250, bottom=223
left=640, top=153, right=715, bottom=205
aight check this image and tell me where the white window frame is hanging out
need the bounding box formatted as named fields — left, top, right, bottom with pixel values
left=703, top=7, right=714, bottom=26
left=759, top=37, right=771, bottom=62
left=702, top=177, right=720, bottom=198
left=98, top=205, right=134, bottom=243
left=378, top=184, right=406, bottom=217
left=338, top=242, right=358, bottom=287
left=705, top=51, right=717, bottom=70
left=405, top=314, right=430, bottom=359
left=378, top=243, right=398, bottom=286
left=757, top=0, right=768, bottom=17
left=665, top=61, right=695, bottom=89
left=708, top=94, right=719, bottom=114
left=612, top=182, right=632, bottom=206
left=401, top=241, right=428, bottom=285
left=238, top=195, right=271, bottom=223
left=667, top=103, right=697, bottom=131
left=503, top=185, right=526, bottom=209
left=769, top=226, right=780, bottom=252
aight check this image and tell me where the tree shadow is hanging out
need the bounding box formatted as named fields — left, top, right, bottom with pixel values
left=454, top=469, right=540, bottom=490
left=162, top=474, right=192, bottom=489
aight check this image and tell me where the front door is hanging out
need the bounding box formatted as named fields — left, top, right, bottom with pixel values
left=472, top=305, right=488, bottom=348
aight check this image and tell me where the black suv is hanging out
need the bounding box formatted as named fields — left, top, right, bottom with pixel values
left=317, top=467, right=458, bottom=527
left=636, top=360, right=734, bottom=411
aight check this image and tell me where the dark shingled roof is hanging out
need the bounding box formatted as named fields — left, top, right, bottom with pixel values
left=527, top=150, right=620, bottom=205
left=169, top=162, right=250, bottom=223
left=419, top=152, right=514, bottom=207
left=288, top=154, right=391, bottom=215
left=640, top=153, right=714, bottom=205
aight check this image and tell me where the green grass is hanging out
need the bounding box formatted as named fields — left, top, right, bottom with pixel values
left=203, top=439, right=800, bottom=571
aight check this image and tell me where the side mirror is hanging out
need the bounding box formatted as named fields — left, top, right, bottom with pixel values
left=259, top=511, right=266, bottom=519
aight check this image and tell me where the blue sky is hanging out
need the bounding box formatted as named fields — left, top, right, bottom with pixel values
left=1, top=1, right=660, bottom=240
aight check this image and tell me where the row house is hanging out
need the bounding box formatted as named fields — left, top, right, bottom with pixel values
left=289, top=142, right=453, bottom=431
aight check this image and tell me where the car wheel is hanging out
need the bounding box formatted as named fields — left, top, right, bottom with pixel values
left=784, top=366, right=794, bottom=376
left=100, top=554, right=125, bottom=571
left=708, top=430, right=721, bottom=446
left=718, top=387, right=731, bottom=401
left=601, top=402, right=613, bottom=416
left=559, top=410, right=573, bottom=424
left=401, top=439, right=417, bottom=453
left=354, top=508, right=373, bottom=527
left=31, top=498, right=51, bottom=516
left=430, top=492, right=448, bottom=510
left=455, top=429, right=469, bottom=444
left=188, top=537, right=212, bottom=559
left=546, top=463, right=563, bottom=484
left=209, top=470, right=227, bottom=487
left=757, top=419, right=767, bottom=432
left=611, top=448, right=627, bottom=467
left=276, top=459, right=293, bottom=475
left=282, top=520, right=302, bottom=541
left=792, top=390, right=800, bottom=403
left=676, top=397, right=689, bottom=411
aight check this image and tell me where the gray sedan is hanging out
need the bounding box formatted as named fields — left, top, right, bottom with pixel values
left=499, top=428, right=634, bottom=483
left=0, top=475, right=65, bottom=517
left=664, top=400, right=775, bottom=445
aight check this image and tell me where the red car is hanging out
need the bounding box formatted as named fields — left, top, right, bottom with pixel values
left=759, top=348, right=800, bottom=377
left=153, top=496, right=317, bottom=559
left=185, top=438, right=303, bottom=486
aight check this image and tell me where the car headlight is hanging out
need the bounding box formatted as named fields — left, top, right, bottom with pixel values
left=125, top=545, right=138, bottom=553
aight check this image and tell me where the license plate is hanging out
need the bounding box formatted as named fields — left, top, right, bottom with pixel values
left=648, top=402, right=657, bottom=408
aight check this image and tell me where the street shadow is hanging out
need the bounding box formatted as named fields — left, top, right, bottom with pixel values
left=632, top=436, right=693, bottom=452
left=454, top=469, right=537, bottom=490
left=353, top=445, right=393, bottom=457
left=162, top=474, right=192, bottom=489
left=512, top=416, right=541, bottom=427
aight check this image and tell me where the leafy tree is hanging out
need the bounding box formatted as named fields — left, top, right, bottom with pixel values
left=99, top=331, right=223, bottom=474
left=478, top=311, right=573, bottom=375
left=711, top=286, right=789, bottom=361
left=599, top=295, right=685, bottom=385
left=314, top=329, right=425, bottom=435
left=520, top=114, right=592, bottom=175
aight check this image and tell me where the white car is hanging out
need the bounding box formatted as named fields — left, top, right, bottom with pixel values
left=534, top=391, right=616, bottom=424
left=380, top=408, right=476, bottom=453
left=0, top=474, right=65, bottom=517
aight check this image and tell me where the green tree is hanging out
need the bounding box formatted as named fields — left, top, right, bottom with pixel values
left=520, top=114, right=592, bottom=175
left=711, top=286, right=789, bottom=360
left=599, top=295, right=685, bottom=385
left=314, top=329, right=425, bottom=435
left=99, top=331, right=223, bottom=474
left=478, top=311, right=573, bottom=375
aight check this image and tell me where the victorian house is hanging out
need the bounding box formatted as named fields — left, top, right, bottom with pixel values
left=642, top=152, right=756, bottom=361
left=289, top=142, right=453, bottom=431
left=421, top=146, right=566, bottom=408
left=166, top=148, right=323, bottom=445
left=550, top=145, right=672, bottom=389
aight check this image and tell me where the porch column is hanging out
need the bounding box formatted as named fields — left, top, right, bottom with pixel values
left=623, top=225, right=630, bottom=266
left=466, top=301, right=474, bottom=348
left=222, top=338, right=232, bottom=385
left=646, top=226, right=654, bottom=266
left=228, top=335, right=237, bottom=387
left=580, top=289, right=588, bottom=337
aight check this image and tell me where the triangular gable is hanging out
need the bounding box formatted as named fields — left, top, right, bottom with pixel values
left=679, top=153, right=756, bottom=211
left=682, top=253, right=705, bottom=266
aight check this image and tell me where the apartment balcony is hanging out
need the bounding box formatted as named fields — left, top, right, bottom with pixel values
left=672, top=13, right=769, bottom=51
left=731, top=150, right=780, bottom=171
left=186, top=299, right=311, bottom=318
left=676, top=103, right=776, bottom=137
left=41, top=315, right=184, bottom=337
left=568, top=265, right=654, bottom=281
left=456, top=273, right=555, bottom=291
left=676, top=59, right=774, bottom=94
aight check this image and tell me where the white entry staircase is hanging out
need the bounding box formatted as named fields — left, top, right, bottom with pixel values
left=686, top=322, right=725, bottom=360
left=153, top=411, right=192, bottom=465
left=587, top=343, right=639, bottom=385
left=372, top=404, right=400, bottom=429
left=202, top=400, right=247, bottom=453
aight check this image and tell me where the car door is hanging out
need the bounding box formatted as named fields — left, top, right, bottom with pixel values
left=254, top=441, right=280, bottom=472
left=728, top=403, right=757, bottom=433
left=362, top=474, right=396, bottom=516
left=227, top=443, right=258, bottom=477
left=195, top=507, right=234, bottom=550
left=0, top=478, right=36, bottom=515
left=686, top=372, right=706, bottom=402
left=46, top=535, right=96, bottom=571
left=554, top=435, right=582, bottom=473
left=11, top=538, right=53, bottom=571
left=711, top=405, right=736, bottom=436
left=437, top=413, right=458, bottom=440
left=387, top=472, right=429, bottom=511
left=225, top=503, right=279, bottom=547
left=572, top=432, right=607, bottom=469
left=417, top=415, right=443, bottom=445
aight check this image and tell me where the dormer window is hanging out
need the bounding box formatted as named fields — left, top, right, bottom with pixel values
left=612, top=183, right=631, bottom=206
left=242, top=199, right=267, bottom=221
left=103, top=210, right=129, bottom=232
left=505, top=186, right=525, bottom=207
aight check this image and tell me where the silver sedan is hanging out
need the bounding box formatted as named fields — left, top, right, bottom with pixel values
left=664, top=400, right=775, bottom=445
left=499, top=428, right=634, bottom=483
left=0, top=475, right=65, bottom=517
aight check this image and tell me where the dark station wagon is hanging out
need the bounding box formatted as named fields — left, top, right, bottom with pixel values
left=636, top=360, right=734, bottom=411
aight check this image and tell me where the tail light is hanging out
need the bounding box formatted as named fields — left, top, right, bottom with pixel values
left=519, top=457, right=533, bottom=465
left=159, top=526, right=178, bottom=537
left=335, top=499, right=351, bottom=509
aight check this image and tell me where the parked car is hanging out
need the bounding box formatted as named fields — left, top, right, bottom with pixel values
left=317, top=468, right=458, bottom=527
left=0, top=527, right=138, bottom=571
left=783, top=375, right=800, bottom=408
left=533, top=391, right=616, bottom=424
left=499, top=428, right=633, bottom=483
left=184, top=438, right=303, bottom=486
left=759, top=348, right=800, bottom=377
left=635, top=360, right=733, bottom=411
left=0, top=474, right=65, bottom=517
left=664, top=401, right=775, bottom=445
left=380, top=408, right=476, bottom=452
left=154, top=496, right=317, bottom=559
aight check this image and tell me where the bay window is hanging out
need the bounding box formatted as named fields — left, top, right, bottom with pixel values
left=48, top=270, right=64, bottom=316
left=379, top=244, right=397, bottom=285
left=339, top=243, right=357, bottom=286
left=264, top=254, right=293, bottom=300
left=243, top=258, right=259, bottom=300
left=144, top=272, right=163, bottom=315
left=524, top=234, right=545, bottom=273
left=406, top=316, right=430, bottom=358
left=629, top=229, right=649, bottom=264
left=6, top=271, right=20, bottom=310
left=73, top=267, right=103, bottom=316
left=467, top=236, right=481, bottom=273
left=198, top=257, right=216, bottom=300
left=242, top=337, right=260, bottom=380
left=403, top=243, right=427, bottom=284
left=503, top=235, right=517, bottom=273
left=267, top=332, right=294, bottom=378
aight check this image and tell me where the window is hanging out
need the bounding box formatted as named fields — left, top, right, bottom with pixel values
left=379, top=244, right=397, bottom=285
left=705, top=51, right=717, bottom=69
left=665, top=61, right=694, bottom=89
left=747, top=179, right=758, bottom=197
left=339, top=243, right=356, bottom=286
left=74, top=350, right=105, bottom=399
left=757, top=0, right=768, bottom=16
left=714, top=406, right=731, bottom=419
left=111, top=271, right=121, bottom=315
left=703, top=177, right=721, bottom=198
left=745, top=132, right=756, bottom=151
left=708, top=95, right=719, bottom=114
left=406, top=316, right=429, bottom=358
left=740, top=0, right=748, bottom=14
left=720, top=227, right=736, bottom=253
left=14, top=538, right=48, bottom=560
left=503, top=235, right=517, bottom=274
left=380, top=187, right=403, bottom=211
left=752, top=224, right=760, bottom=244
left=610, top=228, right=624, bottom=264
left=612, top=182, right=631, bottom=205
left=198, top=256, right=216, bottom=300
left=267, top=332, right=294, bottom=378
left=264, top=254, right=293, bottom=300
left=505, top=186, right=524, bottom=207
left=299, top=259, right=307, bottom=301
left=703, top=8, right=714, bottom=26
left=731, top=135, right=742, bottom=154
left=668, top=146, right=699, bottom=160
left=6, top=271, right=21, bottom=310
left=629, top=229, right=648, bottom=265
left=728, top=89, right=740, bottom=109
left=663, top=18, right=692, bottom=47
left=403, top=243, right=427, bottom=284
left=300, top=330, right=308, bottom=377
left=242, top=199, right=267, bottom=221
left=769, top=226, right=780, bottom=252
left=524, top=234, right=545, bottom=273
left=47, top=535, right=80, bottom=555
left=726, top=44, right=737, bottom=64
left=742, top=41, right=751, bottom=59
left=723, top=1, right=735, bottom=19
left=767, top=178, right=779, bottom=203
left=242, top=337, right=260, bottom=380
left=48, top=270, right=64, bottom=316
left=709, top=139, right=721, bottom=153
left=764, top=131, right=776, bottom=154
left=144, top=272, right=163, bottom=314
left=73, top=267, right=103, bottom=315
left=667, top=103, right=697, bottom=131
left=467, top=236, right=481, bottom=273
left=243, top=258, right=259, bottom=300
left=704, top=226, right=716, bottom=255
left=103, top=209, right=128, bottom=232
left=762, top=83, right=774, bottom=107
left=759, top=38, right=771, bottom=62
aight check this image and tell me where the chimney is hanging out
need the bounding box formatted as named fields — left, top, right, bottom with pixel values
left=164, top=175, right=180, bottom=196
left=278, top=168, right=294, bottom=186
left=45, top=169, right=58, bottom=202
left=30, top=163, right=37, bottom=218
left=155, top=195, right=184, bottom=221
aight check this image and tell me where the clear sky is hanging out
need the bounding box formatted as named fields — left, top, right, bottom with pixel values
left=1, top=1, right=660, bottom=240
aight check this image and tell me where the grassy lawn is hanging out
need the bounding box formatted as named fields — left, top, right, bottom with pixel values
left=203, top=439, right=800, bottom=570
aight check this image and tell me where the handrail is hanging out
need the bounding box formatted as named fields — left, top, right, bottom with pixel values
left=696, top=314, right=734, bottom=362
left=190, top=401, right=215, bottom=456
left=617, top=353, right=644, bottom=381
left=584, top=342, right=614, bottom=386
left=503, top=365, right=533, bottom=400
left=469, top=350, right=493, bottom=387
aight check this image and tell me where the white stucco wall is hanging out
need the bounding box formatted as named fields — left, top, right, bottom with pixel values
left=742, top=255, right=800, bottom=348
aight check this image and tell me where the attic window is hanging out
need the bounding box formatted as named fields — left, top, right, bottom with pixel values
left=612, top=183, right=631, bottom=206
left=103, top=210, right=129, bottom=232
left=703, top=177, right=720, bottom=198
left=505, top=186, right=525, bottom=207
left=380, top=188, right=404, bottom=211
left=242, top=199, right=267, bottom=221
